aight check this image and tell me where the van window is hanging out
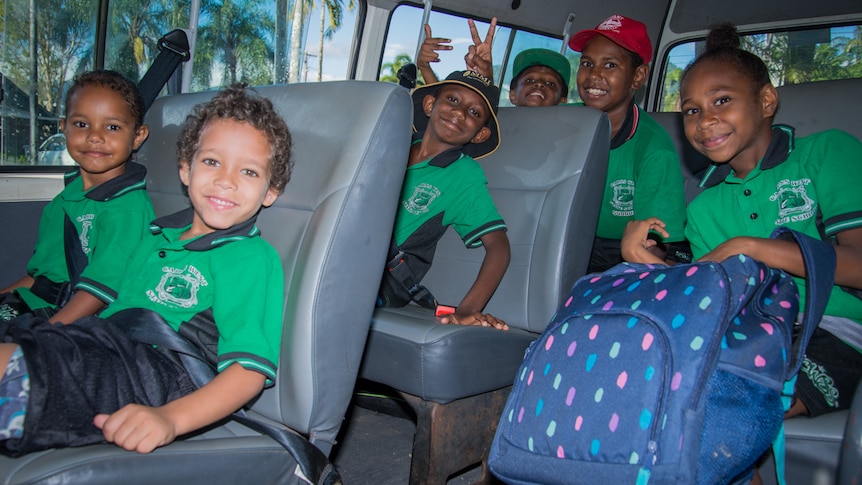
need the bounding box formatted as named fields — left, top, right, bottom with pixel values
left=1, top=0, right=359, bottom=167
left=658, top=24, right=862, bottom=111
left=381, top=4, right=579, bottom=107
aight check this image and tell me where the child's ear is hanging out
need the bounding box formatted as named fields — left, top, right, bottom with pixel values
left=760, top=84, right=779, bottom=118
left=262, top=187, right=279, bottom=208
left=178, top=161, right=191, bottom=186
left=132, top=124, right=150, bottom=151
left=631, top=64, right=649, bottom=91
left=60, top=119, right=66, bottom=134
left=422, top=94, right=436, bottom=117
left=471, top=126, right=492, bottom=145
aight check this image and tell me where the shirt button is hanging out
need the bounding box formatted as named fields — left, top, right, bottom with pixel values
left=750, top=213, right=758, bottom=220
left=158, top=250, right=166, bottom=258
left=744, top=189, right=751, bottom=196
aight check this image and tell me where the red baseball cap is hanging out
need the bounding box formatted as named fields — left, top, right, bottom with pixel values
left=568, top=14, right=653, bottom=64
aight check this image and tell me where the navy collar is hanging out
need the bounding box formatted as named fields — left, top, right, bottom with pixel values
left=699, top=125, right=795, bottom=188
left=150, top=208, right=261, bottom=251
left=410, top=134, right=467, bottom=168
left=610, top=102, right=639, bottom=150
left=65, top=161, right=148, bottom=201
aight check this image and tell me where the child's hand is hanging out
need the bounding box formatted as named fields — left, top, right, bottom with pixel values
left=417, top=24, right=452, bottom=72
left=465, top=18, right=497, bottom=79
left=94, top=404, right=178, bottom=453
left=440, top=310, right=509, bottom=331
left=621, top=218, right=671, bottom=265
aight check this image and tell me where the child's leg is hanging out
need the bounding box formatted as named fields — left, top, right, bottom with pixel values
left=0, top=344, right=28, bottom=439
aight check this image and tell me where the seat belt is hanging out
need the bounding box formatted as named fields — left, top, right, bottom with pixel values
left=58, top=214, right=88, bottom=307
left=384, top=239, right=438, bottom=309
left=137, top=29, right=191, bottom=112
left=107, top=309, right=341, bottom=485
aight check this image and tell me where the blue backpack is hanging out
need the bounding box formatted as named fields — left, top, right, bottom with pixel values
left=488, top=228, right=835, bottom=485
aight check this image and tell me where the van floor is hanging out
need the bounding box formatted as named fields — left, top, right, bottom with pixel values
left=331, top=391, right=489, bottom=484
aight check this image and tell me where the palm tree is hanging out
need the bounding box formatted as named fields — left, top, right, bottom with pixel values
left=379, top=53, right=413, bottom=84
left=316, top=0, right=355, bottom=82
left=288, top=0, right=310, bottom=83
left=194, top=0, right=274, bottom=88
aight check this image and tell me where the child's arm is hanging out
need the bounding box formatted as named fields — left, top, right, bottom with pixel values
left=93, top=363, right=265, bottom=453
left=621, top=218, right=672, bottom=265
left=416, top=24, right=449, bottom=85
left=50, top=291, right=106, bottom=324
left=698, top=227, right=862, bottom=289
left=0, top=275, right=34, bottom=294
left=440, top=229, right=510, bottom=330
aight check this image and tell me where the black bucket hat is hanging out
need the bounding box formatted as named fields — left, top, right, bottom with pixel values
left=411, top=70, right=501, bottom=159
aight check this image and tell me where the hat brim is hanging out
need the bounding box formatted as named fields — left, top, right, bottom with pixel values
left=411, top=80, right=500, bottom=160
left=568, top=30, right=651, bottom=64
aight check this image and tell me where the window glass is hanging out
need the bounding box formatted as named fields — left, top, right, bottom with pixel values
left=1, top=0, right=359, bottom=167
left=382, top=4, right=577, bottom=107
left=1, top=0, right=98, bottom=166
left=658, top=24, right=862, bottom=111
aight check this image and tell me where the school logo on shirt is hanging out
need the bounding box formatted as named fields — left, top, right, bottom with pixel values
left=76, top=214, right=94, bottom=254
left=771, top=178, right=815, bottom=225
left=403, top=183, right=441, bottom=215
left=610, top=179, right=635, bottom=217
left=147, top=264, right=209, bottom=309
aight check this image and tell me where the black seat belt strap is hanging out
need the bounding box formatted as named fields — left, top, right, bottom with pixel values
left=107, top=309, right=341, bottom=485
left=137, top=29, right=191, bottom=112
left=59, top=213, right=88, bottom=306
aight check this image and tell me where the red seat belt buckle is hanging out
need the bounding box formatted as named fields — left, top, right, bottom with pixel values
left=435, top=305, right=456, bottom=317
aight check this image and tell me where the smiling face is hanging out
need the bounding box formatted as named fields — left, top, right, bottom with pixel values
left=680, top=59, right=777, bottom=176
left=61, top=85, right=149, bottom=189
left=576, top=35, right=647, bottom=133
left=509, top=66, right=567, bottom=107
left=179, top=118, right=279, bottom=240
left=423, top=84, right=491, bottom=149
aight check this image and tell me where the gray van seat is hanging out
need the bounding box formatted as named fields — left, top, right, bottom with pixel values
left=360, top=105, right=610, bottom=483
left=648, top=110, right=710, bottom=204
left=0, top=82, right=411, bottom=484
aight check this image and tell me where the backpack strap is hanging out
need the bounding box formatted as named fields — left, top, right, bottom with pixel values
left=107, top=309, right=341, bottom=485
left=770, top=227, right=836, bottom=377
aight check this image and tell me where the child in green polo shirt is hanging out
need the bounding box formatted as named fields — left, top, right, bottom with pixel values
left=568, top=14, right=688, bottom=272
left=621, top=24, right=862, bottom=420
left=417, top=18, right=570, bottom=107
left=378, top=70, right=510, bottom=331
left=0, top=70, right=154, bottom=324
left=0, top=85, right=290, bottom=455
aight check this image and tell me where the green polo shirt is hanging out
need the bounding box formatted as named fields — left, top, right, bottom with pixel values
left=595, top=104, right=687, bottom=241
left=394, top=147, right=506, bottom=248
left=19, top=162, right=154, bottom=310
left=687, top=126, right=862, bottom=326
left=102, top=209, right=284, bottom=385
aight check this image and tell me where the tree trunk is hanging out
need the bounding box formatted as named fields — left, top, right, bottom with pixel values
left=275, top=0, right=288, bottom=83
left=288, top=0, right=306, bottom=83
left=318, top=2, right=325, bottom=82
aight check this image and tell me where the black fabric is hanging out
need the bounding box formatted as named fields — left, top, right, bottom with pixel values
left=2, top=314, right=195, bottom=456
left=109, top=309, right=341, bottom=485
left=27, top=276, right=67, bottom=308
left=793, top=326, right=862, bottom=417
left=377, top=213, right=446, bottom=308
left=587, top=236, right=624, bottom=273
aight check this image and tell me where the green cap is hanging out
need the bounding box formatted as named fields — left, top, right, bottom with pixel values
left=512, top=48, right=571, bottom=87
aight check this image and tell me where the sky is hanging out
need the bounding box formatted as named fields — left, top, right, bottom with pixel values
left=303, top=4, right=495, bottom=82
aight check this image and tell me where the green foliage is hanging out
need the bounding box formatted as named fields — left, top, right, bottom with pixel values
left=380, top=53, right=417, bottom=85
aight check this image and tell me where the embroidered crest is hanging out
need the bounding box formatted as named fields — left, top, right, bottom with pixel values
left=147, top=264, right=208, bottom=309
left=610, top=179, right=635, bottom=217
left=77, top=214, right=95, bottom=254
left=770, top=178, right=815, bottom=225
left=403, top=183, right=441, bottom=215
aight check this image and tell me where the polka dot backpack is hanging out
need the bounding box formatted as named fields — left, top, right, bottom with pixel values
left=488, top=228, right=835, bottom=485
